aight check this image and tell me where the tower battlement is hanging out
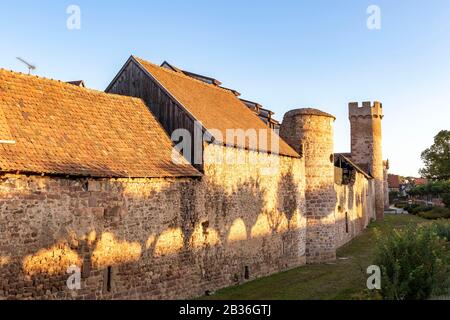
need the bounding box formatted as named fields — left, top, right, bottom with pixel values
left=349, top=101, right=383, bottom=119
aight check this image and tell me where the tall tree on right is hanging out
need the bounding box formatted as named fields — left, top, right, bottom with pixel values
left=419, top=130, right=450, bottom=181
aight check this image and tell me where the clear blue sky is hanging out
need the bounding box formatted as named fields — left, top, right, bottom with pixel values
left=1, top=0, right=450, bottom=177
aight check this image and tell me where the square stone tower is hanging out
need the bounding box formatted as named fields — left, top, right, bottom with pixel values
left=349, top=101, right=385, bottom=220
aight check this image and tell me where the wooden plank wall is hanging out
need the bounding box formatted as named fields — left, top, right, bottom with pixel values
left=107, top=60, right=204, bottom=171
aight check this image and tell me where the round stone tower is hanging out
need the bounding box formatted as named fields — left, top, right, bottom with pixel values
left=280, top=108, right=337, bottom=264
left=349, top=101, right=384, bottom=220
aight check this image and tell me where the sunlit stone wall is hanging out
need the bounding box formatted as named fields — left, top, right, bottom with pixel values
left=280, top=109, right=337, bottom=264
left=334, top=171, right=376, bottom=249
left=0, top=144, right=307, bottom=300
left=201, top=143, right=307, bottom=290
left=349, top=102, right=385, bottom=220
left=0, top=175, right=203, bottom=299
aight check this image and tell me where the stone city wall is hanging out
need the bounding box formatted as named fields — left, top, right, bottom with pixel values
left=0, top=144, right=307, bottom=300
left=334, top=171, right=376, bottom=249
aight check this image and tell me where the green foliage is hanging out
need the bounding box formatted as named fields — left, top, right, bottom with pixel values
left=374, top=224, right=450, bottom=300
left=408, top=180, right=450, bottom=201
left=394, top=202, right=408, bottom=209
left=408, top=180, right=450, bottom=197
left=443, top=193, right=450, bottom=209
left=418, top=207, right=450, bottom=220
left=404, top=204, right=432, bottom=215
left=204, top=215, right=429, bottom=300
left=419, top=130, right=450, bottom=181
left=389, top=191, right=400, bottom=203
left=431, top=220, right=450, bottom=242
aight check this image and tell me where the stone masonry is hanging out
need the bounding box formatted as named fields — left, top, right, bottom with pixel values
left=280, top=109, right=337, bottom=264
left=334, top=170, right=376, bottom=248
left=0, top=65, right=386, bottom=299
left=0, top=102, right=385, bottom=299
left=0, top=144, right=306, bottom=300
left=349, top=102, right=385, bottom=220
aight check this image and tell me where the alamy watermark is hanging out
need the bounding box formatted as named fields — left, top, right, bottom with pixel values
left=367, top=5, right=381, bottom=30
left=66, top=5, right=81, bottom=30
left=366, top=265, right=381, bottom=290
left=171, top=121, right=281, bottom=176
left=66, top=265, right=81, bottom=290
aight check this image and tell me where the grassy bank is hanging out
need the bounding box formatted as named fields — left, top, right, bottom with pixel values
left=201, top=214, right=428, bottom=300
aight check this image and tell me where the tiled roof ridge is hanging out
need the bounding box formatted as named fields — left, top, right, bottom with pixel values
left=132, top=56, right=237, bottom=96
left=0, top=68, right=142, bottom=103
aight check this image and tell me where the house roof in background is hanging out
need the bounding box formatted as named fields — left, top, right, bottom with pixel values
left=0, top=69, right=200, bottom=178
left=134, top=57, right=299, bottom=158
left=414, top=178, right=428, bottom=186
left=388, top=174, right=401, bottom=188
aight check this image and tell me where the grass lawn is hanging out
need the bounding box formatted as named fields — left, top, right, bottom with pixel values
left=201, top=214, right=429, bottom=300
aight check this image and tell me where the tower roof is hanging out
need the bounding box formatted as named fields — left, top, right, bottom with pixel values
left=283, top=108, right=336, bottom=120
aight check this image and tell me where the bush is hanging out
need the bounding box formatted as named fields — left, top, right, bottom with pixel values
left=389, top=191, right=400, bottom=203
left=404, top=204, right=431, bottom=215
left=403, top=204, right=417, bottom=214
left=395, top=202, right=408, bottom=209
left=431, top=220, right=450, bottom=242
left=443, top=193, right=450, bottom=209
left=413, top=206, right=432, bottom=215
left=408, top=180, right=450, bottom=198
left=374, top=225, right=449, bottom=300
left=419, top=207, right=450, bottom=220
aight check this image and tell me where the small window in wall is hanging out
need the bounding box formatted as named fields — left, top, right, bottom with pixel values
left=244, top=266, right=250, bottom=280
left=202, top=221, right=210, bottom=236
left=104, top=266, right=113, bottom=293
left=345, top=212, right=349, bottom=234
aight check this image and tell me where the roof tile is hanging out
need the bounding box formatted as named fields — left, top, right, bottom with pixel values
left=0, top=69, right=200, bottom=178
left=134, top=57, right=299, bottom=158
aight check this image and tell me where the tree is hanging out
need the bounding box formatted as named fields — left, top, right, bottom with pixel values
left=419, top=130, right=450, bottom=181
left=408, top=181, right=450, bottom=198
left=443, top=193, right=450, bottom=209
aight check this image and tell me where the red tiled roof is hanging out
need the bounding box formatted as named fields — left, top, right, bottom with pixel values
left=0, top=69, right=200, bottom=178
left=388, top=174, right=401, bottom=188
left=0, top=105, right=14, bottom=142
left=134, top=57, right=300, bottom=158
left=414, top=178, right=428, bottom=186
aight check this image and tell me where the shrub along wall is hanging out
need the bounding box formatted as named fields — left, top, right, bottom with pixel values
left=374, top=222, right=450, bottom=300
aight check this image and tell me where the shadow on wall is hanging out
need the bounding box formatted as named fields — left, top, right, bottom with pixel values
left=334, top=178, right=374, bottom=249
left=206, top=171, right=302, bottom=244
left=0, top=163, right=306, bottom=299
